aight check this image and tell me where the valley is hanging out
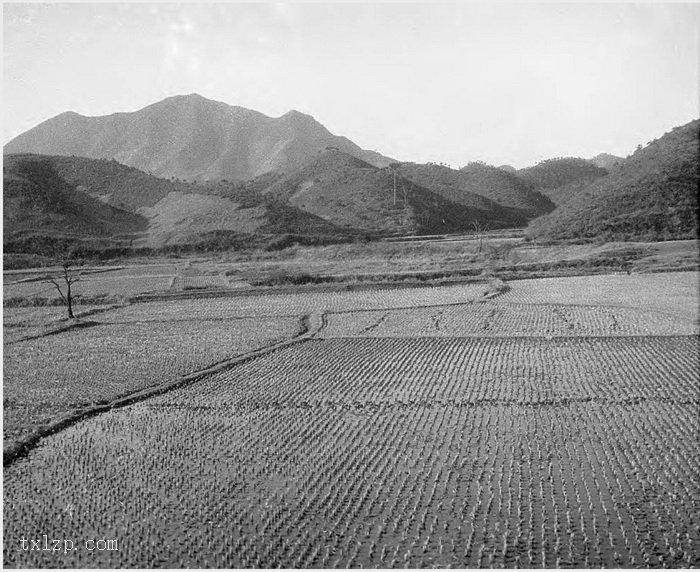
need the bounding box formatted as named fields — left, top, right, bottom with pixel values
left=2, top=93, right=699, bottom=569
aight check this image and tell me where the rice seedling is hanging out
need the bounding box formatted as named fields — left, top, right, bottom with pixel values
left=4, top=272, right=698, bottom=567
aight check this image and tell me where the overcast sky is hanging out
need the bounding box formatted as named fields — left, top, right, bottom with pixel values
left=3, top=3, right=699, bottom=168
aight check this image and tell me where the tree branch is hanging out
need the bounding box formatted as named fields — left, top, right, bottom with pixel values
left=45, top=278, right=68, bottom=305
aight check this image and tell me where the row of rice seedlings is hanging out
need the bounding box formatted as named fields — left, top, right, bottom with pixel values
left=616, top=404, right=698, bottom=567
left=104, top=281, right=486, bottom=324
left=159, top=336, right=699, bottom=414
left=321, top=301, right=696, bottom=339
left=3, top=316, right=300, bottom=442
left=5, top=334, right=699, bottom=567
left=6, top=399, right=698, bottom=567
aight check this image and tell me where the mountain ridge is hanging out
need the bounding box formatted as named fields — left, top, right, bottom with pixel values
left=4, top=94, right=396, bottom=182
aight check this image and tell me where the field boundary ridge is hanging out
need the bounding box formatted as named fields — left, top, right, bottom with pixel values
left=3, top=311, right=324, bottom=467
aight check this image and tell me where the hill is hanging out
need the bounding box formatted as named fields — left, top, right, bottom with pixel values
left=527, top=120, right=700, bottom=241
left=260, top=150, right=508, bottom=234
left=3, top=153, right=354, bottom=254
left=589, top=153, right=624, bottom=171
left=3, top=154, right=147, bottom=248
left=394, top=161, right=552, bottom=223
left=4, top=94, right=395, bottom=182
left=22, top=154, right=199, bottom=212
left=516, top=157, right=609, bottom=205
left=458, top=161, right=555, bottom=217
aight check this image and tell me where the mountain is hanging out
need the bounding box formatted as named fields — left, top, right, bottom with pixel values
left=589, top=153, right=624, bottom=171
left=259, top=150, right=511, bottom=234
left=2, top=153, right=352, bottom=253
left=3, top=94, right=395, bottom=182
left=527, top=119, right=700, bottom=241
left=3, top=154, right=147, bottom=246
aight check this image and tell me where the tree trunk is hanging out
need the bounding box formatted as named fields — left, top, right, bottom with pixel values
left=66, top=280, right=75, bottom=319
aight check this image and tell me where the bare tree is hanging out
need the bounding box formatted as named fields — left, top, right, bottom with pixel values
left=472, top=219, right=489, bottom=255
left=44, top=262, right=81, bottom=319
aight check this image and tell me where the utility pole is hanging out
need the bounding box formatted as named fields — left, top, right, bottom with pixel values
left=393, top=169, right=397, bottom=206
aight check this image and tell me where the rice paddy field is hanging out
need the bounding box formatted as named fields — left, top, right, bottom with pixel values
left=2, top=263, right=225, bottom=303
left=3, top=268, right=699, bottom=568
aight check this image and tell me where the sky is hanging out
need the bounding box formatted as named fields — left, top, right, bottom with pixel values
left=3, top=2, right=699, bottom=168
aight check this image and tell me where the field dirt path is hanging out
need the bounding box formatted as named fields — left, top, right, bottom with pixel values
left=3, top=272, right=699, bottom=568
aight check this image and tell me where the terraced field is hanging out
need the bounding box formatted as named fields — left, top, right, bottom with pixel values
left=3, top=271, right=699, bottom=568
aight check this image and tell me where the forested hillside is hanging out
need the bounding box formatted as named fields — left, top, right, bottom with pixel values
left=527, top=120, right=699, bottom=241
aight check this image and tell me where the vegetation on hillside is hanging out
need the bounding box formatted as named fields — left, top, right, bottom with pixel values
left=3, top=153, right=361, bottom=257
left=3, top=155, right=147, bottom=246
left=516, top=157, right=608, bottom=202
left=46, top=154, right=199, bottom=211
left=5, top=115, right=698, bottom=259
left=527, top=120, right=699, bottom=241
left=458, top=161, right=555, bottom=216
left=260, top=151, right=517, bottom=235
left=395, top=162, right=548, bottom=226
left=589, top=153, right=624, bottom=171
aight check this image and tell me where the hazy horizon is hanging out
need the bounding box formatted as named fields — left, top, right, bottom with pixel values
left=4, top=3, right=699, bottom=169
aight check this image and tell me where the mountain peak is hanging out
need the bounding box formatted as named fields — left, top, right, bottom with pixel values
left=157, top=93, right=221, bottom=108
left=4, top=95, right=394, bottom=181
left=165, top=92, right=207, bottom=101
left=281, top=109, right=315, bottom=122
left=56, top=110, right=82, bottom=118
